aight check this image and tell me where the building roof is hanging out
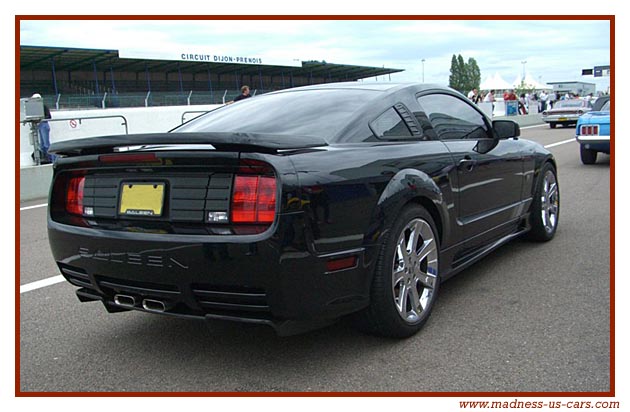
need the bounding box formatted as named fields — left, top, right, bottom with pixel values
left=19, top=45, right=404, bottom=80
left=546, top=81, right=596, bottom=85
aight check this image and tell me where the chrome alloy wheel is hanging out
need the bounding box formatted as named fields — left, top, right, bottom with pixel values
left=541, top=170, right=559, bottom=234
left=392, top=218, right=439, bottom=324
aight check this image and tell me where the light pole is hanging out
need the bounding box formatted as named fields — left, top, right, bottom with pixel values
left=521, top=60, right=527, bottom=83
left=421, top=59, right=426, bottom=83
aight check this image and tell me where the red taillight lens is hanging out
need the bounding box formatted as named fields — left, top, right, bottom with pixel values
left=231, top=175, right=276, bottom=224
left=66, top=176, right=85, bottom=215
left=256, top=177, right=276, bottom=223
left=580, top=125, right=600, bottom=136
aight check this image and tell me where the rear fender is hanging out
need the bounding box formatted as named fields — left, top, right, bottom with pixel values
left=373, top=168, right=449, bottom=247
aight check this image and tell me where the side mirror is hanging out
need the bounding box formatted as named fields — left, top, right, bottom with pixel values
left=492, top=120, right=520, bottom=140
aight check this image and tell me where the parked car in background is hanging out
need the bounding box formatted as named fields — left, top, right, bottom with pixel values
left=47, top=83, right=559, bottom=338
left=575, top=96, right=611, bottom=164
left=542, top=99, right=592, bottom=128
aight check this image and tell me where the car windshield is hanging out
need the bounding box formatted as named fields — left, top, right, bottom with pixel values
left=600, top=101, right=610, bottom=111
left=173, top=89, right=380, bottom=139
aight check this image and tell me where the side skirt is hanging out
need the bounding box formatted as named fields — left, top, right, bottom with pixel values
left=440, top=225, right=529, bottom=281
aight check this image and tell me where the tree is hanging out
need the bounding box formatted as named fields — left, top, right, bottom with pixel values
left=467, top=57, right=481, bottom=92
left=448, top=54, right=482, bottom=94
left=457, top=55, right=467, bottom=92
left=448, top=55, right=462, bottom=92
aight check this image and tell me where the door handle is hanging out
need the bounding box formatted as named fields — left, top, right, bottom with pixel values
left=459, top=156, right=476, bottom=172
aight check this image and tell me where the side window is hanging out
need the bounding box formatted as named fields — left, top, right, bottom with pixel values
left=417, top=94, right=490, bottom=140
left=370, top=108, right=413, bottom=139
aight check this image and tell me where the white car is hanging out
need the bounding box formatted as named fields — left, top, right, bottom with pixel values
left=542, top=99, right=592, bottom=128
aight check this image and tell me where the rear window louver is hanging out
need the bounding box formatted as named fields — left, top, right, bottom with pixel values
left=395, top=103, right=421, bottom=136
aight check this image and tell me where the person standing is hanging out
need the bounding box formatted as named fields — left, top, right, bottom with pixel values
left=519, top=93, right=528, bottom=115
left=483, top=89, right=496, bottom=112
left=233, top=85, right=252, bottom=102
left=548, top=91, right=556, bottom=109
left=31, top=93, right=54, bottom=163
left=505, top=89, right=518, bottom=101
left=539, top=90, right=548, bottom=112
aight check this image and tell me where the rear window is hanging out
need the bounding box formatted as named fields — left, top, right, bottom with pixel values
left=555, top=100, right=587, bottom=108
left=173, top=89, right=379, bottom=139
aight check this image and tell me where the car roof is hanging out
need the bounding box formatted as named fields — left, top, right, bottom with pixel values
left=267, top=82, right=450, bottom=95
left=592, top=95, right=610, bottom=111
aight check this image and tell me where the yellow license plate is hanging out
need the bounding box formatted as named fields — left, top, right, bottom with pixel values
left=558, top=117, right=568, bottom=121
left=119, top=183, right=165, bottom=217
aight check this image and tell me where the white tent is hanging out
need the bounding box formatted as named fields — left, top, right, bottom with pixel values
left=511, top=75, right=522, bottom=89
left=524, top=73, right=552, bottom=90
left=512, top=73, right=553, bottom=90
left=480, top=72, right=512, bottom=90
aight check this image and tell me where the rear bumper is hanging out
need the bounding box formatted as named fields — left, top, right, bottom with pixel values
left=48, top=212, right=375, bottom=335
left=542, top=114, right=581, bottom=123
left=576, top=135, right=610, bottom=153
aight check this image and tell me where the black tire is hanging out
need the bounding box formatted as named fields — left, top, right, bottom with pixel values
left=580, top=145, right=597, bottom=165
left=549, top=122, right=557, bottom=129
left=358, top=206, right=440, bottom=338
left=526, top=163, right=559, bottom=242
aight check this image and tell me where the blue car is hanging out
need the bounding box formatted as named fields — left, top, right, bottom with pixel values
left=575, top=96, right=610, bottom=164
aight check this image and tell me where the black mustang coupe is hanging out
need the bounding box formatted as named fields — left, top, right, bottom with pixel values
left=48, top=83, right=559, bottom=337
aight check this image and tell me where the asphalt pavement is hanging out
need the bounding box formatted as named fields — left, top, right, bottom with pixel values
left=18, top=123, right=611, bottom=393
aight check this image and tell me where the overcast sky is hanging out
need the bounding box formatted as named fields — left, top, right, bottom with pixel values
left=20, top=19, right=611, bottom=92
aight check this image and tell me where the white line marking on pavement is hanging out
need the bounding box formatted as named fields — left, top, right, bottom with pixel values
left=544, top=138, right=576, bottom=149
left=20, top=275, right=65, bottom=294
left=521, top=124, right=547, bottom=129
left=20, top=203, right=48, bottom=211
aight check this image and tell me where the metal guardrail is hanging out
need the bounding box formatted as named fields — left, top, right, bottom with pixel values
left=47, top=114, right=129, bottom=134
left=20, top=114, right=129, bottom=165
left=35, top=89, right=276, bottom=109
left=181, top=110, right=210, bottom=124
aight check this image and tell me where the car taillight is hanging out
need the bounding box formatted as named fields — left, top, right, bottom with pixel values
left=580, top=125, right=599, bottom=136
left=231, top=175, right=276, bottom=224
left=66, top=176, right=85, bottom=215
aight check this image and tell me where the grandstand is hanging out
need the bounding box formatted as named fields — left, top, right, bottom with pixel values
left=20, top=45, right=404, bottom=109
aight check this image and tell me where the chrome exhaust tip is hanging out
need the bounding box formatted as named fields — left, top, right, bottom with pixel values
left=114, top=294, right=136, bottom=307
left=142, top=299, right=166, bottom=312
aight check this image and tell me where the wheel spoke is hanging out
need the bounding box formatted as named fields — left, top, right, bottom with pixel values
left=408, top=284, right=421, bottom=316
left=419, top=288, right=432, bottom=311
left=408, top=221, right=422, bottom=255
left=417, top=272, right=437, bottom=289
left=397, top=283, right=408, bottom=313
left=393, top=270, right=405, bottom=289
left=397, top=237, right=408, bottom=262
left=417, top=238, right=436, bottom=262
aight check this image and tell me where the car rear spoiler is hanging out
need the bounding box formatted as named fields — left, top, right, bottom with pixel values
left=49, top=132, right=329, bottom=156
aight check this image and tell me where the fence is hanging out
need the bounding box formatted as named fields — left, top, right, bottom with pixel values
left=39, top=89, right=271, bottom=110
